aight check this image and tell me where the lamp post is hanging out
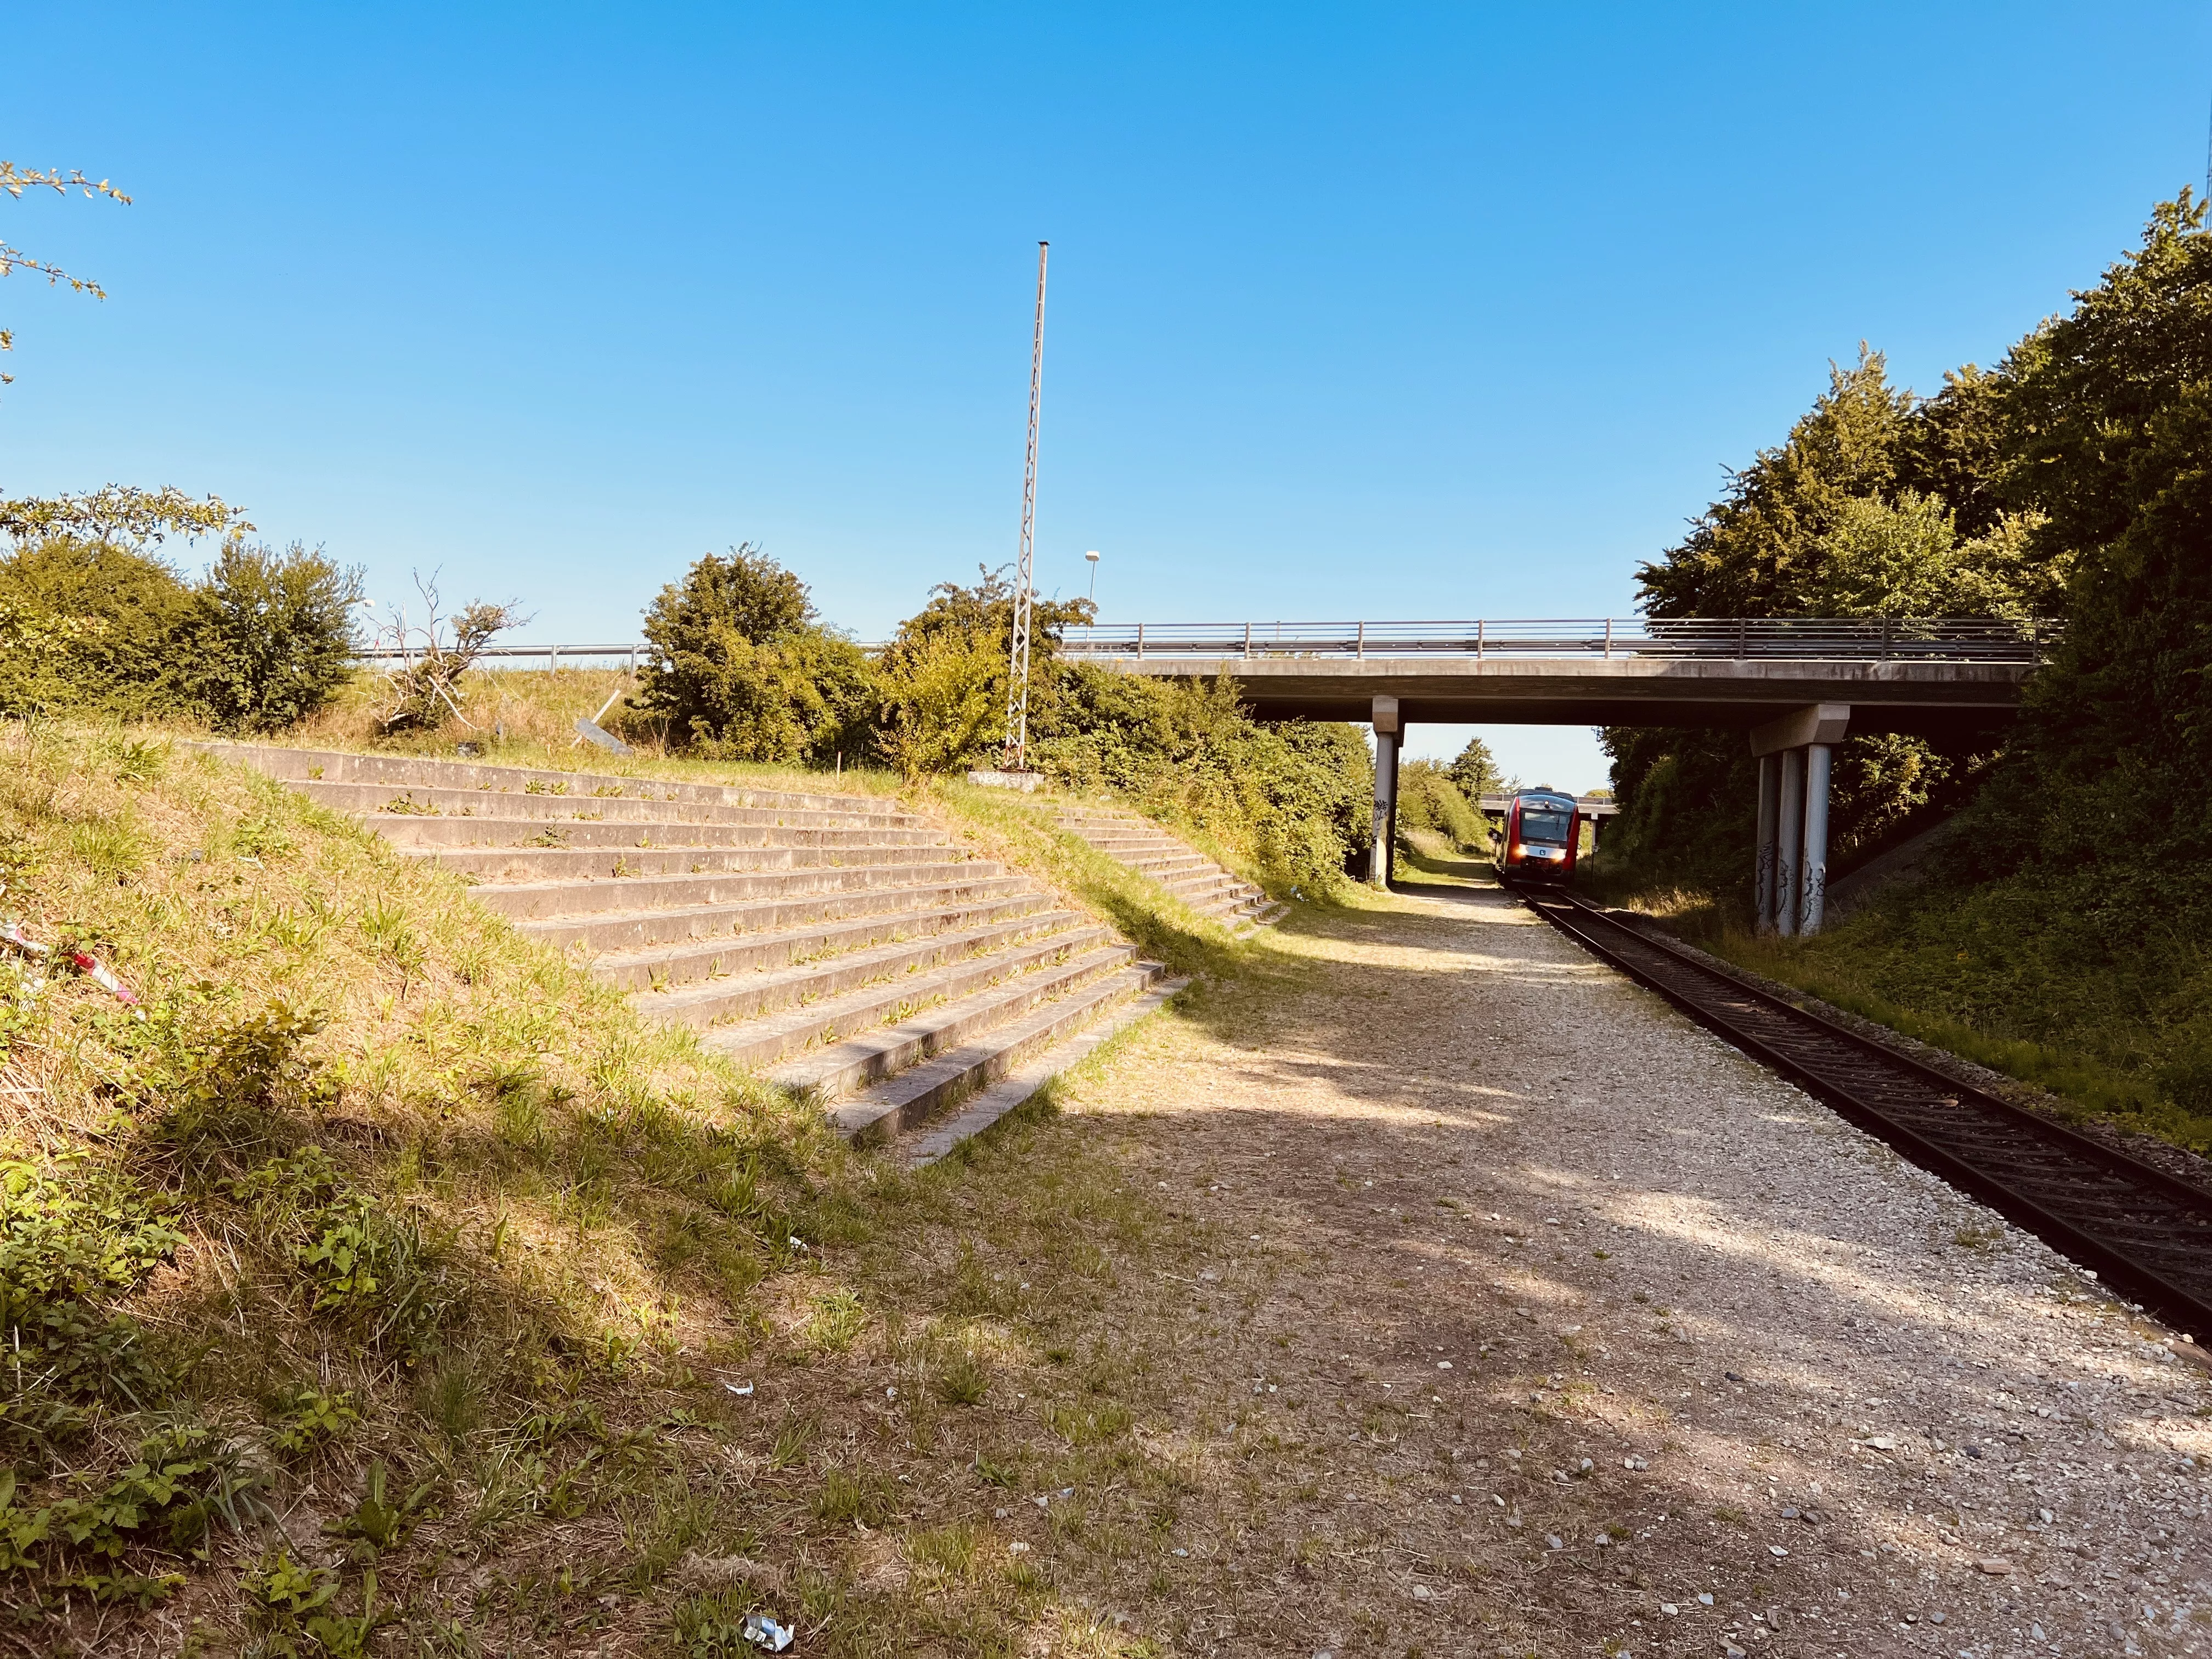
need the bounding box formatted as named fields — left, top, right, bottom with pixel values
left=1085, top=550, right=1099, bottom=644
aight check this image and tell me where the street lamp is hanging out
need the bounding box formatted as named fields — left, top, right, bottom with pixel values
left=1084, top=550, right=1100, bottom=644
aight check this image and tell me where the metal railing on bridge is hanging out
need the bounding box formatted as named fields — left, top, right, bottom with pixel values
left=351, top=642, right=648, bottom=671
left=1057, top=617, right=2059, bottom=664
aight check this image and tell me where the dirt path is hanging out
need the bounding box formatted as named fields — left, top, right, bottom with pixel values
left=883, top=869, right=2212, bottom=1658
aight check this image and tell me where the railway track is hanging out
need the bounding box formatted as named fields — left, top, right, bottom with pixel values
left=1513, top=883, right=2212, bottom=1341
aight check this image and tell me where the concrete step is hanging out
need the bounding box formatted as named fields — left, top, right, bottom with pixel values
left=1155, top=870, right=1245, bottom=903
left=296, top=778, right=904, bottom=832
left=1114, top=850, right=1214, bottom=875
left=899, top=972, right=1187, bottom=1165
left=196, top=740, right=923, bottom=821
left=832, top=960, right=1167, bottom=1144
left=516, top=875, right=1037, bottom=954
left=765, top=943, right=1137, bottom=1098
left=374, top=815, right=946, bottom=851
left=1238, top=902, right=1292, bottom=933
left=634, top=913, right=1099, bottom=1028
left=399, top=840, right=937, bottom=883
left=466, top=859, right=996, bottom=921
left=707, top=935, right=1130, bottom=1070
left=1058, top=810, right=1284, bottom=935
left=585, top=892, right=1058, bottom=989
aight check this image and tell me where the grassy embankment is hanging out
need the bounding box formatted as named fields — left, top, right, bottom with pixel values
left=1581, top=845, right=2212, bottom=1157
left=0, top=701, right=1354, bottom=1653
left=292, top=663, right=1328, bottom=980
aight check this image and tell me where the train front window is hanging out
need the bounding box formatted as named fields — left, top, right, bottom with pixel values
left=1519, top=809, right=1572, bottom=845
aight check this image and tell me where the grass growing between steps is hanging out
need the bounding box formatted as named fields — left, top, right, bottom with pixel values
left=0, top=720, right=1323, bottom=1656
left=283, top=666, right=910, bottom=802
left=919, top=782, right=1310, bottom=984
left=0, top=725, right=1118, bottom=1651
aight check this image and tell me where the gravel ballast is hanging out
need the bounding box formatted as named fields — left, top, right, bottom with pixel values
left=1054, top=876, right=2212, bottom=1656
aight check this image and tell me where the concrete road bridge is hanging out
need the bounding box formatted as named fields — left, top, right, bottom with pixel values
left=1064, top=617, right=2057, bottom=935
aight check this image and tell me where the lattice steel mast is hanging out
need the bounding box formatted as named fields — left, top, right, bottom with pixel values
left=1003, top=240, right=1048, bottom=771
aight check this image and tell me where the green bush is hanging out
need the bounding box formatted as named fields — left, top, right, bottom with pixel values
left=0, top=537, right=199, bottom=718
left=1038, top=665, right=1372, bottom=894
left=876, top=624, right=1006, bottom=780
left=187, top=542, right=363, bottom=733
left=635, top=545, right=874, bottom=763
left=0, top=531, right=360, bottom=732
left=873, top=564, right=1093, bottom=773
left=1395, top=761, right=1486, bottom=847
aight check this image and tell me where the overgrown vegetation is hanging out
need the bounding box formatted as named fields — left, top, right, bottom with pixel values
left=0, top=486, right=362, bottom=733
left=1394, top=759, right=1487, bottom=852
left=1604, top=194, right=2212, bottom=1148
left=635, top=544, right=873, bottom=764
left=0, top=723, right=1277, bottom=1651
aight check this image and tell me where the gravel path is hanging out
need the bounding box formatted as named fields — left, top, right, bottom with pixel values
left=1058, top=874, right=2212, bottom=1658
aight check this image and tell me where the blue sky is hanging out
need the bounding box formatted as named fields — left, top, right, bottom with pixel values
left=5, top=3, right=2208, bottom=788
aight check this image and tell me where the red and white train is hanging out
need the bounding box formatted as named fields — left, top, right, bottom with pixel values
left=1494, top=787, right=1582, bottom=882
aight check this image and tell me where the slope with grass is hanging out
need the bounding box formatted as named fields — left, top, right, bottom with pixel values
left=0, top=722, right=1267, bottom=1655
left=205, top=742, right=1176, bottom=1159
left=1050, top=807, right=1285, bottom=934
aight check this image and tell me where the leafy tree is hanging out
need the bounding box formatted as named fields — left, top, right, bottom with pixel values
left=1444, top=736, right=1511, bottom=801
left=636, top=546, right=872, bottom=763
left=1637, top=350, right=1915, bottom=619
left=188, top=543, right=364, bottom=733
left=0, top=484, right=245, bottom=547
left=1968, top=193, right=2212, bottom=872
left=1038, top=664, right=1372, bottom=894
left=875, top=627, right=1005, bottom=781
left=873, top=565, right=1094, bottom=771
left=0, top=536, right=200, bottom=717
left=1, top=163, right=132, bottom=386
left=1605, top=344, right=2062, bottom=894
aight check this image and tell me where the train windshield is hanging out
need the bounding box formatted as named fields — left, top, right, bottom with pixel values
left=1519, top=807, right=1572, bottom=845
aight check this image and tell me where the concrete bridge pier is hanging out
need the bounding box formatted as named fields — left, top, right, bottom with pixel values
left=1754, top=752, right=1781, bottom=932
left=1370, top=695, right=1400, bottom=888
left=1752, top=704, right=1848, bottom=936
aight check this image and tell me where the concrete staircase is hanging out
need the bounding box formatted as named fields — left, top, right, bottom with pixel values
left=203, top=744, right=1176, bottom=1149
left=1054, top=808, right=1288, bottom=933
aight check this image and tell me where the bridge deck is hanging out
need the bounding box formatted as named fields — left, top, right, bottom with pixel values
left=1066, top=618, right=2048, bottom=731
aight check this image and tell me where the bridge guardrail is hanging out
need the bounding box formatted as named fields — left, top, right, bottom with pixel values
left=347, top=617, right=2062, bottom=672
left=1057, top=617, right=2060, bottom=664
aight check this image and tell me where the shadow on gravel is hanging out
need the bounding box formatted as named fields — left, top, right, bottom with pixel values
left=1085, top=858, right=2192, bottom=1655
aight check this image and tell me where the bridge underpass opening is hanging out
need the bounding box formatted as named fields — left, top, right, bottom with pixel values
left=1065, top=617, right=2051, bottom=934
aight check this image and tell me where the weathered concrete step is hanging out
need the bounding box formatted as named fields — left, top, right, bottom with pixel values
left=1238, top=902, right=1291, bottom=934
left=516, top=874, right=1037, bottom=953
left=466, top=859, right=996, bottom=921
left=197, top=740, right=923, bottom=821
left=296, top=778, right=903, bottom=831
left=764, top=943, right=1136, bottom=1097
left=586, top=892, right=1057, bottom=989
left=701, top=934, right=1127, bottom=1068
left=1069, top=837, right=1204, bottom=860
left=1155, top=870, right=1245, bottom=903
left=637, top=915, right=1100, bottom=1028
left=833, top=961, right=1167, bottom=1143
left=899, top=972, right=1188, bottom=1164
left=399, top=840, right=934, bottom=883
left=374, top=815, right=946, bottom=851
left=1112, top=850, right=1214, bottom=875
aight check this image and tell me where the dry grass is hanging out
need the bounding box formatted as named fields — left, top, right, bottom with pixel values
left=286, top=664, right=905, bottom=802
left=0, top=716, right=1321, bottom=1656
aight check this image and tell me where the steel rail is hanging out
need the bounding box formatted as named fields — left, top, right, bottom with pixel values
left=1511, top=883, right=2212, bottom=1340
